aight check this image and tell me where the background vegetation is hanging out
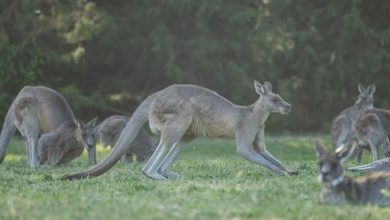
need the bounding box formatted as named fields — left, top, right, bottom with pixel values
left=1, top=0, right=389, bottom=132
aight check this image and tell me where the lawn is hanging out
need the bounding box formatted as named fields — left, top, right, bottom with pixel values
left=0, top=135, right=389, bottom=220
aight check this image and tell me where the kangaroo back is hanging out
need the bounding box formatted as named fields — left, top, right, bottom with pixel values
left=63, top=95, right=154, bottom=180
left=1, top=86, right=88, bottom=167
left=14, top=96, right=40, bottom=119
left=0, top=105, right=17, bottom=162
left=98, top=116, right=129, bottom=146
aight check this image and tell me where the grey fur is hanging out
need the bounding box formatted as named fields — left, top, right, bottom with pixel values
left=63, top=81, right=294, bottom=180
left=331, top=84, right=375, bottom=163
left=315, top=141, right=390, bottom=206
left=348, top=108, right=390, bottom=172
left=81, top=115, right=156, bottom=163
left=0, top=86, right=93, bottom=167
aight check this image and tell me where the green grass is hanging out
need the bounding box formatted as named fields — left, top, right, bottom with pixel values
left=0, top=135, right=389, bottom=220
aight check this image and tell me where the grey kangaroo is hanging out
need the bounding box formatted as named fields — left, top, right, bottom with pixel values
left=64, top=81, right=295, bottom=180
left=315, top=141, right=390, bottom=206
left=331, top=84, right=376, bottom=163
left=0, top=86, right=96, bottom=167
left=348, top=108, right=390, bottom=172
left=81, top=115, right=156, bottom=164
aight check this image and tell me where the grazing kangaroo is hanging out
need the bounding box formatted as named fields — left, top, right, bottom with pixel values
left=81, top=115, right=156, bottom=163
left=331, top=84, right=376, bottom=163
left=0, top=86, right=96, bottom=167
left=315, top=141, right=390, bottom=206
left=348, top=108, right=390, bottom=172
left=79, top=117, right=99, bottom=165
left=64, top=81, right=294, bottom=180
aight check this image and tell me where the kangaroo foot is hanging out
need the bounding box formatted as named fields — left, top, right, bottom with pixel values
left=159, top=170, right=180, bottom=180
left=142, top=170, right=167, bottom=180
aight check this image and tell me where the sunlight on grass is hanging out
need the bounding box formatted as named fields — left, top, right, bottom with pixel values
left=80, top=144, right=111, bottom=157
left=4, top=154, right=24, bottom=162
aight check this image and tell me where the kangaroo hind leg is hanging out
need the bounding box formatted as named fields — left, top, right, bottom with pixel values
left=121, top=152, right=133, bottom=163
left=142, top=136, right=175, bottom=180
left=158, top=141, right=186, bottom=180
left=13, top=97, right=41, bottom=167
left=38, top=132, right=60, bottom=165
left=142, top=126, right=188, bottom=180
left=56, top=146, right=84, bottom=165
left=143, top=108, right=192, bottom=180
left=0, top=106, right=17, bottom=163
left=24, top=120, right=39, bottom=167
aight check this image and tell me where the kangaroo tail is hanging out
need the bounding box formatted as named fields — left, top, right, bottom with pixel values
left=62, top=95, right=154, bottom=180
left=348, top=158, right=390, bottom=172
left=0, top=104, right=16, bottom=163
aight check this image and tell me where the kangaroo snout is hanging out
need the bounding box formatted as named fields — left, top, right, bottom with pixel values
left=281, top=104, right=291, bottom=114
left=87, top=144, right=94, bottom=150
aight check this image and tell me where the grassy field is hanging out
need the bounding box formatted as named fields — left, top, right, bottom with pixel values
left=0, top=135, right=389, bottom=220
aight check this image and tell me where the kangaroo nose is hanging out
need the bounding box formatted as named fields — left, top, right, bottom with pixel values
left=284, top=105, right=291, bottom=113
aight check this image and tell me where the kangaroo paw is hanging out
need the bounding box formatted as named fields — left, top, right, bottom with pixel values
left=287, top=170, right=299, bottom=176
left=348, top=167, right=358, bottom=172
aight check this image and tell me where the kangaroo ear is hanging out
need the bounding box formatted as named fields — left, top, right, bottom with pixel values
left=367, top=84, right=376, bottom=95
left=263, top=81, right=273, bottom=93
left=87, top=117, right=98, bottom=128
left=358, top=84, right=365, bottom=93
left=314, top=141, right=327, bottom=157
left=74, top=119, right=85, bottom=129
left=254, top=80, right=266, bottom=95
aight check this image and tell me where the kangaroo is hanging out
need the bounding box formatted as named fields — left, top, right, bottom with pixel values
left=63, top=81, right=295, bottom=180
left=315, top=141, right=390, bottom=206
left=0, top=86, right=96, bottom=167
left=79, top=117, right=99, bottom=165
left=331, top=84, right=376, bottom=163
left=81, top=115, right=156, bottom=163
left=347, top=108, right=390, bottom=172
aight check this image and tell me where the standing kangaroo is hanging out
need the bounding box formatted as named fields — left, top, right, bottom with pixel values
left=347, top=108, right=390, bottom=172
left=331, top=84, right=376, bottom=163
left=0, top=86, right=96, bottom=167
left=64, top=81, right=294, bottom=180
left=81, top=115, right=156, bottom=163
left=315, top=141, right=390, bottom=206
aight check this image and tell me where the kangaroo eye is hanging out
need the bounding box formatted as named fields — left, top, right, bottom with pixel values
left=272, top=98, right=278, bottom=103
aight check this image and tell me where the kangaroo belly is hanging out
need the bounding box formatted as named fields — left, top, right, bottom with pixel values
left=355, top=174, right=390, bottom=205
left=186, top=116, right=236, bottom=138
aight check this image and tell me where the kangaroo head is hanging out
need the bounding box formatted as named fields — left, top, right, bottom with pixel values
left=315, top=141, right=351, bottom=187
left=254, top=80, right=291, bottom=114
left=75, top=117, right=99, bottom=150
left=355, top=84, right=375, bottom=110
